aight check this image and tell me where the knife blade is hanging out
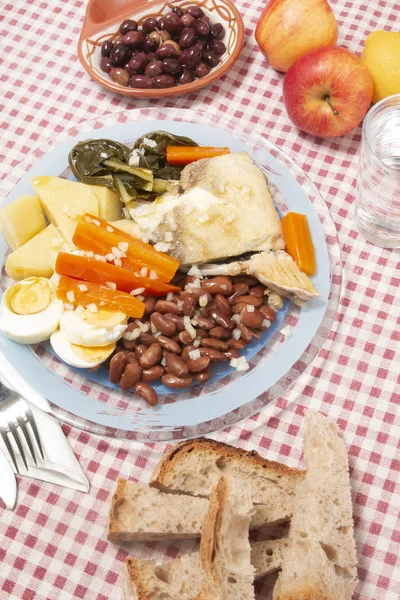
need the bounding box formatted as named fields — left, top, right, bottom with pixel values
left=0, top=446, right=17, bottom=510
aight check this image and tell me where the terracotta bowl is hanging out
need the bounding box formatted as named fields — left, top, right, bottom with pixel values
left=78, top=0, right=244, bottom=98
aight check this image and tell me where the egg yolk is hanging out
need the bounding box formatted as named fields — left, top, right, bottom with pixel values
left=82, top=308, right=127, bottom=329
left=7, top=278, right=52, bottom=315
left=71, top=342, right=115, bottom=363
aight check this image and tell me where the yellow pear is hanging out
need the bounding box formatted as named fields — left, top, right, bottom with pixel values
left=361, top=30, right=400, bottom=103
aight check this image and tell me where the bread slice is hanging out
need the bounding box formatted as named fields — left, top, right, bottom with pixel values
left=194, top=475, right=255, bottom=600
left=273, top=411, right=358, bottom=600
left=150, top=438, right=304, bottom=523
left=109, top=479, right=289, bottom=542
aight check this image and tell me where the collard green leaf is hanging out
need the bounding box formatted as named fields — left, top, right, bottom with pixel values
left=134, top=131, right=198, bottom=180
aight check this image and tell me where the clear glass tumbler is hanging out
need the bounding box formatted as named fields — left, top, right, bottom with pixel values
left=355, top=94, right=400, bottom=248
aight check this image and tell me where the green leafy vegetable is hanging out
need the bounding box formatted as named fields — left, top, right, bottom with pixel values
left=68, top=132, right=198, bottom=204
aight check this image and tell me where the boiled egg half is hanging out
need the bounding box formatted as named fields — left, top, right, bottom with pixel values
left=0, top=277, right=63, bottom=344
left=49, top=307, right=127, bottom=369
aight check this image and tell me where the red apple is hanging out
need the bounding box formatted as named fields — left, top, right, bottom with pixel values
left=255, top=0, right=338, bottom=73
left=283, top=46, right=373, bottom=138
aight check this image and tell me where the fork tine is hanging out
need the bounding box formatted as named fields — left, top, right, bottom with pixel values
left=17, top=417, right=37, bottom=465
left=9, top=423, right=28, bottom=470
left=25, top=407, right=44, bottom=460
left=0, top=430, right=20, bottom=474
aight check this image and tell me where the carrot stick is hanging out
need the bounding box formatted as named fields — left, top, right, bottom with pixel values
left=281, top=212, right=316, bottom=276
left=55, top=253, right=180, bottom=297
left=57, top=275, right=145, bottom=318
left=166, top=146, right=230, bottom=166
left=73, top=214, right=180, bottom=282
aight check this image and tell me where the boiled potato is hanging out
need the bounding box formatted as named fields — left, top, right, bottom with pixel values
left=0, top=195, right=46, bottom=251
left=88, top=185, right=122, bottom=222
left=109, top=219, right=142, bottom=238
left=31, top=176, right=98, bottom=247
left=6, top=224, right=70, bottom=280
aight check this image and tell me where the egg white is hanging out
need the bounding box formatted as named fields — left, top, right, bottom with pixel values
left=50, top=331, right=115, bottom=368
left=60, top=309, right=127, bottom=347
left=0, top=281, right=63, bottom=344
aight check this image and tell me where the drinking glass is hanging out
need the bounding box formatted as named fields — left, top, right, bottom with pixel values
left=355, top=94, right=400, bottom=248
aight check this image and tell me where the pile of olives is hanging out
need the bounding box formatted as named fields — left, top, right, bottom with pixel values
left=99, top=5, right=226, bottom=89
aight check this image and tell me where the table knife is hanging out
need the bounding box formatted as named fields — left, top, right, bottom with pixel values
left=0, top=446, right=17, bottom=510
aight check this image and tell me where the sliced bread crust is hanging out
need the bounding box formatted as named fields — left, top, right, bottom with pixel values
left=273, top=412, right=358, bottom=600
left=150, top=438, right=304, bottom=523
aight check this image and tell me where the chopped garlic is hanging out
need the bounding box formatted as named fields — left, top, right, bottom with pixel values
left=124, top=328, right=140, bottom=341
left=232, top=314, right=241, bottom=324
left=166, top=292, right=174, bottom=302
left=92, top=219, right=100, bottom=226
left=232, top=328, right=242, bottom=340
left=105, top=281, right=117, bottom=291
left=66, top=290, right=75, bottom=303
left=199, top=294, right=209, bottom=307
left=246, top=304, right=255, bottom=313
left=75, top=305, right=85, bottom=314
left=63, top=302, right=74, bottom=311
left=106, top=225, right=114, bottom=233
left=140, top=266, right=148, bottom=277
left=193, top=338, right=201, bottom=348
left=189, top=349, right=201, bottom=361
left=184, top=315, right=196, bottom=339
left=114, top=258, right=122, bottom=267
left=112, top=247, right=125, bottom=259
left=262, top=319, right=271, bottom=329
left=164, top=232, right=173, bottom=242
left=198, top=212, right=209, bottom=224
left=78, top=284, right=88, bottom=292
left=186, top=278, right=201, bottom=289
left=267, top=291, right=283, bottom=310
left=130, top=287, right=145, bottom=296
left=87, top=303, right=98, bottom=313
left=142, top=137, right=157, bottom=148
left=137, top=295, right=145, bottom=301
left=87, top=251, right=94, bottom=258
left=161, top=356, right=166, bottom=366
left=188, top=264, right=203, bottom=279
left=118, top=242, right=129, bottom=252
left=129, top=149, right=140, bottom=166
left=154, top=242, right=171, bottom=253
left=151, top=323, right=158, bottom=334
left=230, top=356, right=249, bottom=372
left=105, top=253, right=115, bottom=262
left=94, top=254, right=107, bottom=262
left=177, top=300, right=184, bottom=311
left=191, top=316, right=199, bottom=327
left=149, top=270, right=158, bottom=280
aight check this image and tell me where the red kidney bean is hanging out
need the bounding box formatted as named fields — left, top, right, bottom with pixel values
left=165, top=353, right=190, bottom=378
left=119, top=361, right=142, bottom=390
left=155, top=300, right=182, bottom=315
left=241, top=308, right=264, bottom=329
left=224, top=349, right=239, bottom=360
left=139, top=343, right=163, bottom=368
left=144, top=297, right=156, bottom=315
left=229, top=283, right=249, bottom=303
left=238, top=324, right=253, bottom=343
left=182, top=295, right=196, bottom=317
left=209, top=326, right=231, bottom=340
left=150, top=312, right=176, bottom=336
left=157, top=335, right=181, bottom=354
left=134, top=382, right=158, bottom=406
left=187, top=355, right=211, bottom=373
left=109, top=352, right=128, bottom=383
left=181, top=345, right=196, bottom=362
left=250, top=285, right=266, bottom=297
left=122, top=337, right=137, bottom=350
left=162, top=373, right=193, bottom=388
left=234, top=295, right=263, bottom=308
left=228, top=338, right=245, bottom=350
left=166, top=313, right=185, bottom=332
left=260, top=305, right=277, bottom=322
left=233, top=302, right=248, bottom=314
left=141, top=365, right=164, bottom=383
left=196, top=316, right=214, bottom=330
left=200, top=338, right=229, bottom=351
left=215, top=293, right=232, bottom=315
left=233, top=275, right=259, bottom=286
left=209, top=309, right=235, bottom=330
left=178, top=330, right=195, bottom=345
left=195, top=365, right=213, bottom=383
left=176, top=274, right=195, bottom=288
left=199, top=347, right=228, bottom=362
left=140, top=332, right=157, bottom=346
left=134, top=344, right=147, bottom=359
left=183, top=288, right=212, bottom=302
left=196, top=329, right=208, bottom=338
left=201, top=277, right=233, bottom=296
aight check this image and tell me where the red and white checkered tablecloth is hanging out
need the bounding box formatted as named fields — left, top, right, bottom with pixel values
left=1, top=0, right=400, bottom=598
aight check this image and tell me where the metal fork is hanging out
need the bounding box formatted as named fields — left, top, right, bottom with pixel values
left=0, top=382, right=44, bottom=474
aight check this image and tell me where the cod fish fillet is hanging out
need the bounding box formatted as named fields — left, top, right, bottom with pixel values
left=131, top=152, right=285, bottom=265
left=198, top=250, right=319, bottom=306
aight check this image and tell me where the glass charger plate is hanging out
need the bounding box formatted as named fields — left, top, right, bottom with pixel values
left=0, top=108, right=342, bottom=441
